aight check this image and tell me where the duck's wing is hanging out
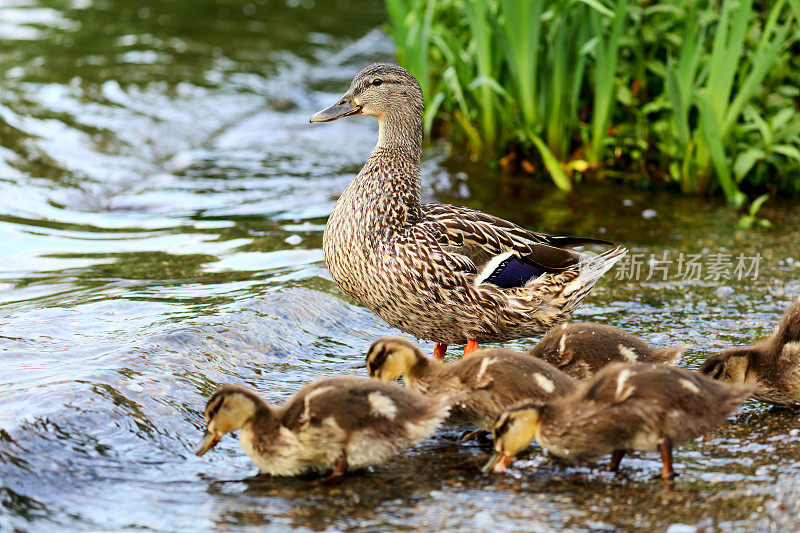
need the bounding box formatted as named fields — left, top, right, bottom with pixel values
left=416, top=204, right=613, bottom=287
left=422, top=204, right=612, bottom=252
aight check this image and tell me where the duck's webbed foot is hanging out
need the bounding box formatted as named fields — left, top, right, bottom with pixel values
left=434, top=343, right=448, bottom=360
left=464, top=340, right=479, bottom=357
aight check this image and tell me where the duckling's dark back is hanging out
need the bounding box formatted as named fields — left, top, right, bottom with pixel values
left=529, top=322, right=685, bottom=379
left=580, top=363, right=755, bottom=441
left=457, top=348, right=576, bottom=396
left=280, top=376, right=449, bottom=432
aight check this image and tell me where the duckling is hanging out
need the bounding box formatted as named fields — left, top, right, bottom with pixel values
left=529, top=322, right=689, bottom=379
left=483, top=362, right=755, bottom=479
left=195, top=377, right=451, bottom=477
left=701, top=294, right=800, bottom=405
left=366, top=336, right=576, bottom=433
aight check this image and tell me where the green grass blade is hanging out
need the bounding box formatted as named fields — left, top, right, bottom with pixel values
left=697, top=92, right=744, bottom=206
left=424, top=92, right=447, bottom=139
left=529, top=132, right=572, bottom=191
left=589, top=0, right=627, bottom=162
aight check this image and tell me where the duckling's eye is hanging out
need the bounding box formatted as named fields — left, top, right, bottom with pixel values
left=371, top=79, right=383, bottom=87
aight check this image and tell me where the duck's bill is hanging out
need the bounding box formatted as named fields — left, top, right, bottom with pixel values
left=309, top=96, right=361, bottom=123
left=195, top=431, right=221, bottom=456
left=481, top=452, right=513, bottom=473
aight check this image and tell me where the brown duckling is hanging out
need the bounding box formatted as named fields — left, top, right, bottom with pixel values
left=366, top=336, right=576, bottom=433
left=529, top=322, right=689, bottom=379
left=195, top=377, right=451, bottom=477
left=701, top=294, right=800, bottom=405
left=483, top=362, right=755, bottom=479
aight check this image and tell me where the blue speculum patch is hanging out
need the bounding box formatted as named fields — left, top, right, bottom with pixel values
left=485, top=257, right=546, bottom=288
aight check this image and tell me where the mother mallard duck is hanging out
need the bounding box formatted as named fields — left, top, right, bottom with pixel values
left=310, top=63, right=625, bottom=357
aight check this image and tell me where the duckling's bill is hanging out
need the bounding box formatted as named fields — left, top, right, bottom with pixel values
left=309, top=96, right=361, bottom=123
left=482, top=452, right=513, bottom=473
left=196, top=430, right=221, bottom=456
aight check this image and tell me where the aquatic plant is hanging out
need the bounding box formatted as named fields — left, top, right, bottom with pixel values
left=385, top=0, right=800, bottom=203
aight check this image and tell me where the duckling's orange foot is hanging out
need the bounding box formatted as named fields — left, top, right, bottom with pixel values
left=434, top=343, right=448, bottom=360
left=463, top=340, right=479, bottom=357
left=327, top=455, right=348, bottom=480
left=658, top=439, right=676, bottom=480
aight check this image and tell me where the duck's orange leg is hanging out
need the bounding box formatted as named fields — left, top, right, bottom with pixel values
left=434, top=343, right=448, bottom=360
left=464, top=339, right=479, bottom=357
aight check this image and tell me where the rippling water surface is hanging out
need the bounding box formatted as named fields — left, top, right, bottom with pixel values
left=2, top=1, right=800, bottom=531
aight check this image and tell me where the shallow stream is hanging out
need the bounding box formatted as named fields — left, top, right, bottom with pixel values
left=1, top=1, right=799, bottom=530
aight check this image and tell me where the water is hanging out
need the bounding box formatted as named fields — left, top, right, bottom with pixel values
left=2, top=1, right=800, bottom=531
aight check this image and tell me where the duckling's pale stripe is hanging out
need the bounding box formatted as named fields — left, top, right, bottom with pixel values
left=679, top=378, right=701, bottom=394
left=618, top=344, right=638, bottom=362
left=368, top=392, right=398, bottom=420
left=475, top=357, right=497, bottom=382
left=533, top=373, right=555, bottom=393
left=615, top=369, right=635, bottom=401
left=302, top=386, right=333, bottom=422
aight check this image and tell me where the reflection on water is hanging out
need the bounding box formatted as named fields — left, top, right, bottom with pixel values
left=1, top=0, right=800, bottom=531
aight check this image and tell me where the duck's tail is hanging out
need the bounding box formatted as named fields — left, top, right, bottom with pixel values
left=559, top=246, right=627, bottom=313
left=769, top=293, right=800, bottom=349
left=405, top=393, right=454, bottom=443
left=656, top=344, right=692, bottom=366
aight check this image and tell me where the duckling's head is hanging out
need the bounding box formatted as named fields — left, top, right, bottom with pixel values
left=482, top=403, right=544, bottom=473
left=700, top=348, right=756, bottom=386
left=309, top=63, right=423, bottom=123
left=196, top=385, right=263, bottom=456
left=366, top=336, right=427, bottom=382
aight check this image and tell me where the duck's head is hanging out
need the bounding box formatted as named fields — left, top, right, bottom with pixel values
left=482, top=403, right=544, bottom=473
left=699, top=348, right=759, bottom=386
left=366, top=336, right=426, bottom=382
left=309, top=63, right=423, bottom=123
left=196, top=385, right=262, bottom=456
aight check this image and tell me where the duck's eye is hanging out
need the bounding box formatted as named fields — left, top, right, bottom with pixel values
left=371, top=79, right=383, bottom=86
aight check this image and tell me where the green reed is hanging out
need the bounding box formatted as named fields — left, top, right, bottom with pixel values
left=385, top=0, right=800, bottom=203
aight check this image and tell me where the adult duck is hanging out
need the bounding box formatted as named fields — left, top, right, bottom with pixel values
left=310, top=63, right=625, bottom=357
